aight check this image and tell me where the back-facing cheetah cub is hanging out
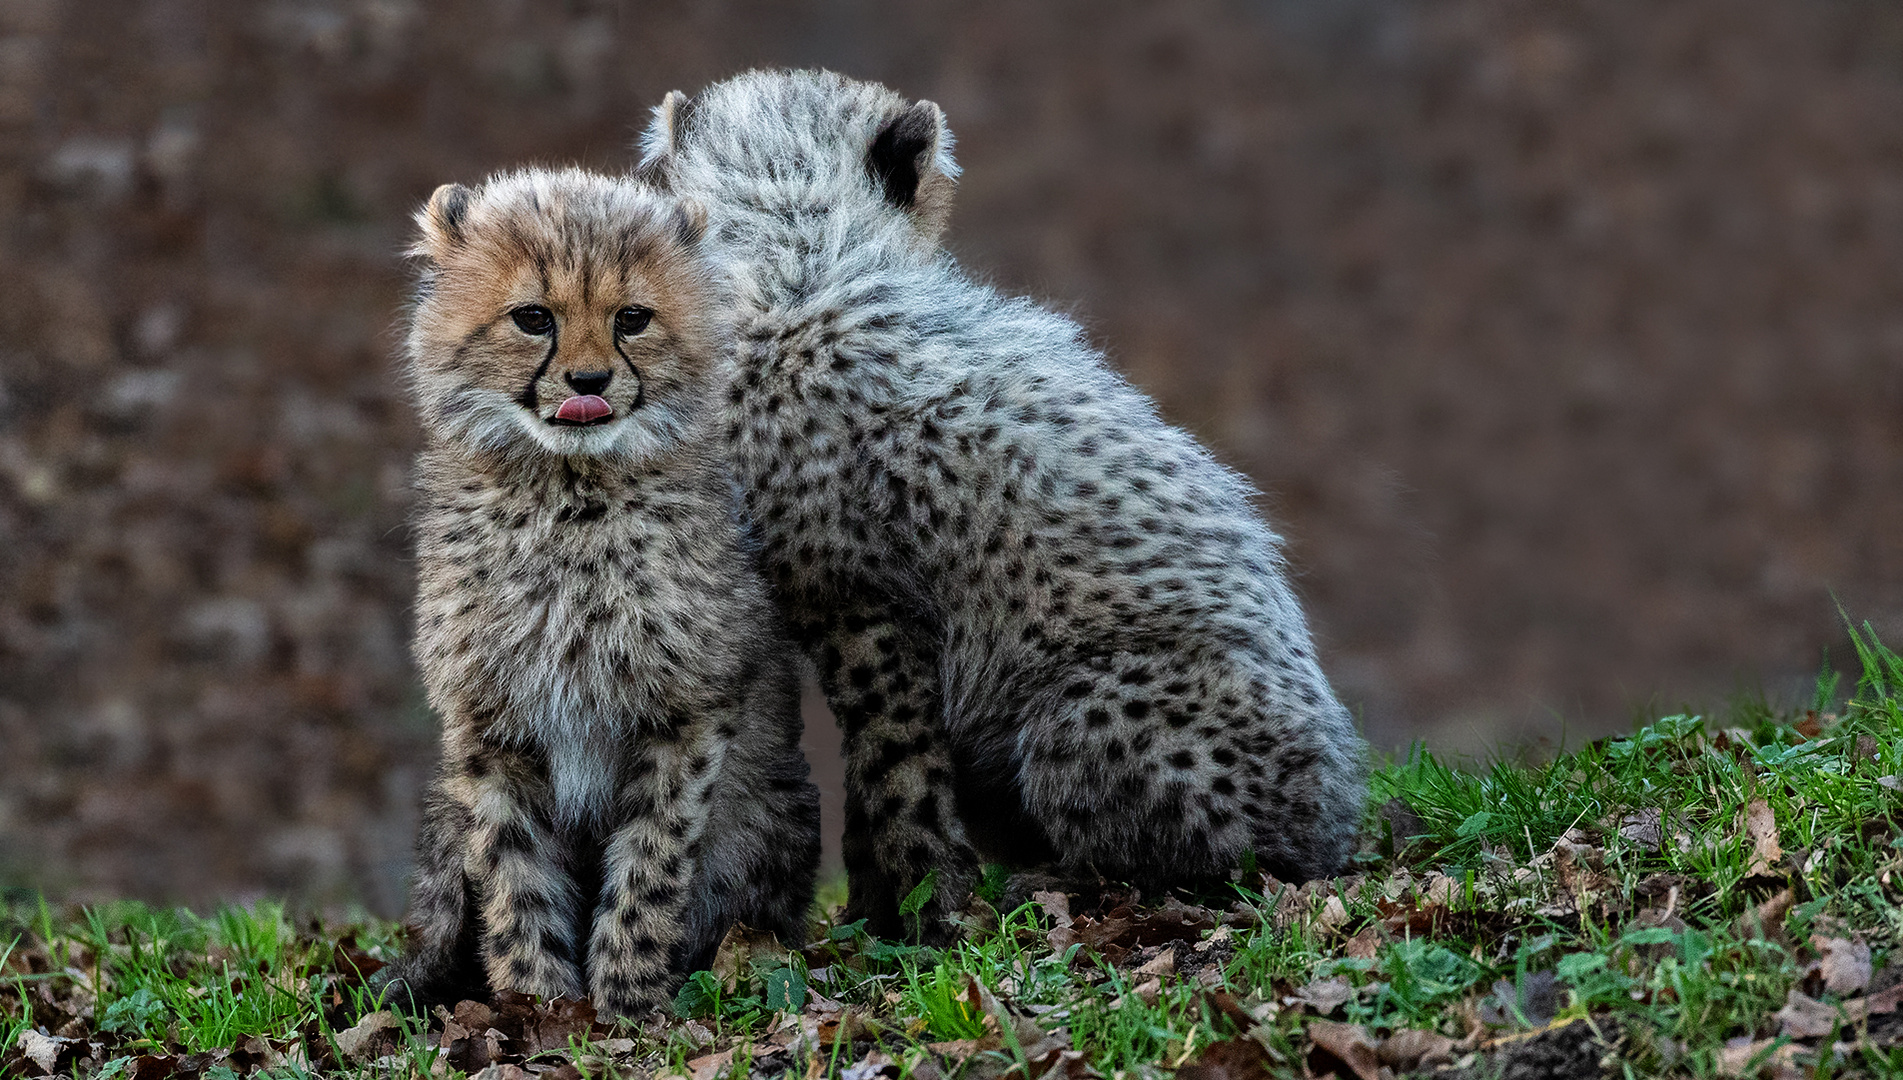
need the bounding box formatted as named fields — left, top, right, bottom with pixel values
left=639, top=70, right=1367, bottom=939
left=381, top=168, right=820, bottom=1016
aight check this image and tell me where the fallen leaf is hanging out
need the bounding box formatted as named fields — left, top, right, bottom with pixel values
left=1868, top=981, right=1903, bottom=1016
left=1306, top=1020, right=1382, bottom=1080
left=926, top=1037, right=992, bottom=1060
left=1031, top=890, right=1071, bottom=924
left=1377, top=1028, right=1458, bottom=1070
left=1194, top=925, right=1234, bottom=953
left=711, top=923, right=790, bottom=993
left=470, top=1065, right=536, bottom=1080
left=1813, top=936, right=1872, bottom=995
left=1716, top=1036, right=1805, bottom=1080
left=1135, top=949, right=1176, bottom=978
left=1195, top=990, right=1258, bottom=1032
left=686, top=1048, right=743, bottom=1080
left=1774, top=991, right=1840, bottom=1039
left=529, top=996, right=598, bottom=1054
left=1552, top=837, right=1614, bottom=908
left=1419, top=872, right=1459, bottom=907
left=1618, top=809, right=1665, bottom=852
left=126, top=1053, right=181, bottom=1080
left=1313, top=895, right=1350, bottom=934
left=1290, top=976, right=1354, bottom=1015
left=439, top=1016, right=493, bottom=1074
left=1743, top=800, right=1783, bottom=876
left=1014, top=1046, right=1094, bottom=1080
left=332, top=1010, right=403, bottom=1064
left=1176, top=1037, right=1274, bottom=1080
left=226, top=1035, right=282, bottom=1072
left=17, top=1029, right=79, bottom=1073
left=1342, top=926, right=1384, bottom=961
left=1735, top=887, right=1795, bottom=942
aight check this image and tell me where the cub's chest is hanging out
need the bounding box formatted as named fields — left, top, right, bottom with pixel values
left=420, top=487, right=726, bottom=687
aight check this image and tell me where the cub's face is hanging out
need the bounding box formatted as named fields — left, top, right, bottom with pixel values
left=406, top=169, right=725, bottom=463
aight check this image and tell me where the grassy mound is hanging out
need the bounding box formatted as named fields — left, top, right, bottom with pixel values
left=6, top=624, right=1902, bottom=1078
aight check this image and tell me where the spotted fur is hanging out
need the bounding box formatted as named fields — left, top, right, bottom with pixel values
left=639, top=71, right=1367, bottom=939
left=381, top=168, right=820, bottom=1015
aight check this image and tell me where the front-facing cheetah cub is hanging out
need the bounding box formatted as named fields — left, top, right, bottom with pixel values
left=381, top=168, right=820, bottom=1016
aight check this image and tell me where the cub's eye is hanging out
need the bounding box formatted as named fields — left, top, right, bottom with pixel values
left=511, top=306, right=555, bottom=335
left=614, top=306, right=654, bottom=338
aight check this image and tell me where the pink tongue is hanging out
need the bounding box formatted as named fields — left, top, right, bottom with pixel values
left=555, top=395, right=612, bottom=423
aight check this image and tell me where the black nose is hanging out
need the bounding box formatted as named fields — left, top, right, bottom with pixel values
left=565, top=370, right=612, bottom=396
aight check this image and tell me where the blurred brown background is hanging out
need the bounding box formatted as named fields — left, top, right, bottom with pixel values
left=2, top=0, right=1899, bottom=912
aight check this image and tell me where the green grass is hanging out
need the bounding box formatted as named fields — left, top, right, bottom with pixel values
left=5, top=622, right=1902, bottom=1077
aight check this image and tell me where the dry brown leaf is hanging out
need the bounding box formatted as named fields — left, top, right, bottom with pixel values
left=1776, top=981, right=1903, bottom=1040
left=1032, top=890, right=1071, bottom=929
left=836, top=1050, right=901, bottom=1080
left=17, top=1030, right=79, bottom=1073
left=471, top=1065, right=537, bottom=1080
left=525, top=996, right=598, bottom=1054
left=1735, top=887, right=1795, bottom=941
left=1617, top=808, right=1672, bottom=852
left=1868, top=981, right=1903, bottom=1016
left=1716, top=1036, right=1805, bottom=1080
left=1176, top=1038, right=1274, bottom=1080
left=1377, top=1028, right=1459, bottom=1070
left=684, top=1048, right=739, bottom=1080
left=1306, top=1020, right=1383, bottom=1080
left=1420, top=872, right=1459, bottom=907
left=1194, top=925, right=1235, bottom=953
left=1342, top=925, right=1384, bottom=961
left=332, top=1009, right=403, bottom=1064
left=1743, top=799, right=1783, bottom=876
left=1135, top=950, right=1176, bottom=978
left=1552, top=837, right=1614, bottom=909
left=1014, top=1046, right=1095, bottom=1080
left=1290, top=975, right=1355, bottom=1015
left=711, top=923, right=789, bottom=993
left=1813, top=936, right=1873, bottom=995
left=1313, top=895, right=1350, bottom=935
left=1774, top=991, right=1841, bottom=1039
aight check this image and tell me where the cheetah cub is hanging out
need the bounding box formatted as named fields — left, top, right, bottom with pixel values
left=639, top=71, right=1367, bottom=939
left=382, top=168, right=820, bottom=1015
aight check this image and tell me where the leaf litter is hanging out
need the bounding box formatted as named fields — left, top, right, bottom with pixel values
left=8, top=626, right=1903, bottom=1077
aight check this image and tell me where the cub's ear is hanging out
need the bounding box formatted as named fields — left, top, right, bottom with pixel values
left=672, top=197, right=707, bottom=246
left=866, top=99, right=959, bottom=244
left=636, top=90, right=691, bottom=181
left=414, top=183, right=474, bottom=259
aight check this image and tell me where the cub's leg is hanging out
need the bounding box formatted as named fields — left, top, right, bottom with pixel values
left=587, top=729, right=726, bottom=1016
left=1015, top=653, right=1361, bottom=885
left=378, top=775, right=485, bottom=1011
left=454, top=742, right=587, bottom=1001
left=678, top=743, right=822, bottom=973
left=807, top=597, right=978, bottom=942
